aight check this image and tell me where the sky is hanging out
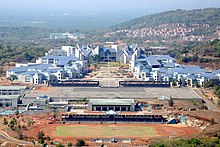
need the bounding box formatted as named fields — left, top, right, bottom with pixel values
left=1, top=0, right=220, bottom=14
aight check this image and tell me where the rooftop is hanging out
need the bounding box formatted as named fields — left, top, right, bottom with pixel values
left=0, top=86, right=27, bottom=90
left=0, top=95, right=20, bottom=99
left=89, top=99, right=135, bottom=106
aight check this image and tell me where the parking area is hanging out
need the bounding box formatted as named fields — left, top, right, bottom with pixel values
left=25, top=87, right=201, bottom=99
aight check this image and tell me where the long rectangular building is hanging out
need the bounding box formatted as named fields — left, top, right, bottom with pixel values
left=0, top=86, right=27, bottom=108
left=88, top=99, right=135, bottom=112
left=62, top=114, right=166, bottom=123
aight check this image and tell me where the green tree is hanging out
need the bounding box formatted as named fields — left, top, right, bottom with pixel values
left=3, top=118, right=8, bottom=125
left=67, top=142, right=73, bottom=147
left=76, top=139, right=86, bottom=147
left=168, top=97, right=174, bottom=107
left=56, top=143, right=64, bottom=147
left=8, top=118, right=17, bottom=130
left=7, top=75, right=18, bottom=83
left=27, top=118, right=35, bottom=127
left=18, top=132, right=23, bottom=140
left=53, top=108, right=59, bottom=119
left=204, top=80, right=214, bottom=88
left=22, top=125, right=27, bottom=130
left=214, top=85, right=220, bottom=98
left=189, top=138, right=200, bottom=145
left=210, top=118, right=215, bottom=125
left=37, top=130, right=45, bottom=144
left=45, top=136, right=50, bottom=141
left=15, top=109, right=19, bottom=116
left=0, top=67, right=3, bottom=75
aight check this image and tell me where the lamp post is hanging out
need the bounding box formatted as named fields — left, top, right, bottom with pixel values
left=108, top=55, right=110, bottom=87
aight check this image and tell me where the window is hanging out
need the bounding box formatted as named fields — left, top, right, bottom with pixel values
left=25, top=78, right=31, bottom=82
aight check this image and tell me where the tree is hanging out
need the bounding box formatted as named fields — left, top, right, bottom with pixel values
left=15, top=109, right=19, bottom=116
left=214, top=85, right=220, bottom=98
left=18, top=132, right=23, bottom=140
left=168, top=97, right=174, bottom=107
left=27, top=118, right=35, bottom=127
left=3, top=118, right=8, bottom=125
left=37, top=130, right=45, bottom=144
left=189, top=138, right=200, bottom=145
left=210, top=118, right=215, bottom=125
left=204, top=80, right=214, bottom=88
left=76, top=139, right=86, bottom=147
left=67, top=142, right=73, bottom=147
left=0, top=67, right=3, bottom=75
left=7, top=75, right=18, bottom=83
left=17, top=121, right=21, bottom=130
left=8, top=118, right=17, bottom=130
left=45, top=136, right=50, bottom=141
left=56, top=143, right=64, bottom=147
left=53, top=108, right=59, bottom=119
left=22, top=125, right=27, bottom=130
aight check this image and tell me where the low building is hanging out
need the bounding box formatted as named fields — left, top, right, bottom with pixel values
left=33, top=95, right=51, bottom=106
left=88, top=99, right=135, bottom=112
left=0, top=86, right=27, bottom=108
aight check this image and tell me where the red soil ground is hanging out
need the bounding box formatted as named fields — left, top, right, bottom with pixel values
left=22, top=123, right=199, bottom=146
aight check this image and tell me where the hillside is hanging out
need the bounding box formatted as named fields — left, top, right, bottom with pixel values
left=113, top=8, right=220, bottom=30
left=192, top=39, right=220, bottom=57
left=176, top=39, right=220, bottom=70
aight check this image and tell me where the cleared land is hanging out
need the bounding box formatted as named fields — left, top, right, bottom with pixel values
left=55, top=125, right=156, bottom=138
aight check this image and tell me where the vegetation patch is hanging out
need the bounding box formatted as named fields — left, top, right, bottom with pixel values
left=55, top=125, right=156, bottom=137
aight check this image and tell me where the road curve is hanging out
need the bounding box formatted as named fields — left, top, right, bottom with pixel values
left=0, top=130, right=33, bottom=146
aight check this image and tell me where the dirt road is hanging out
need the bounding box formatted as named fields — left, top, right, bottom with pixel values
left=0, top=130, right=33, bottom=146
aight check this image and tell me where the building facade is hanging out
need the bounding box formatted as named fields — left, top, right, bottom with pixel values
left=0, top=86, right=27, bottom=108
left=88, top=99, right=135, bottom=112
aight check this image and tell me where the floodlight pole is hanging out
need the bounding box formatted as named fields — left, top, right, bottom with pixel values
left=108, top=55, right=110, bottom=87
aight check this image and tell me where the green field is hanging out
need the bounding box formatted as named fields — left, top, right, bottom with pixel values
left=55, top=125, right=156, bottom=137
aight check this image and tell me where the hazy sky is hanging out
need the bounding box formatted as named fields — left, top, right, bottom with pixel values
left=1, top=0, right=220, bottom=14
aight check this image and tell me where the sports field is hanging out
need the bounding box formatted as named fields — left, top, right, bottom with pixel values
left=55, top=125, right=156, bottom=138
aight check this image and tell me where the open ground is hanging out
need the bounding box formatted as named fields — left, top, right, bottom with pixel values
left=26, top=87, right=200, bottom=99
left=24, top=124, right=199, bottom=139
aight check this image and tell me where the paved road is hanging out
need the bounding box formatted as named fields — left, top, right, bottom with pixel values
left=192, top=88, right=219, bottom=112
left=0, top=131, right=33, bottom=146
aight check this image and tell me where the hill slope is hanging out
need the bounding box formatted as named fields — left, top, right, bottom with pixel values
left=113, top=8, right=220, bottom=30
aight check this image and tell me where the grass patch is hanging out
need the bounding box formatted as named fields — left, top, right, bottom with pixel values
left=55, top=125, right=156, bottom=137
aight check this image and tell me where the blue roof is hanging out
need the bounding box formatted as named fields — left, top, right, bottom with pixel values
left=41, top=55, right=79, bottom=61
left=170, top=67, right=188, bottom=74
left=158, top=67, right=168, bottom=73
left=213, top=69, right=220, bottom=74
left=200, top=72, right=218, bottom=79
left=183, top=65, right=208, bottom=74
left=7, top=64, right=55, bottom=73
left=186, top=74, right=196, bottom=79
left=164, top=63, right=175, bottom=68
left=151, top=55, right=174, bottom=60
left=7, top=64, right=65, bottom=76
left=141, top=68, right=150, bottom=73
left=22, top=71, right=41, bottom=76
left=146, top=60, right=160, bottom=66
left=169, top=65, right=208, bottom=75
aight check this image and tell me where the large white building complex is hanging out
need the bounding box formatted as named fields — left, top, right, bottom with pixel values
left=6, top=43, right=220, bottom=87
left=130, top=48, right=220, bottom=87
left=7, top=45, right=93, bottom=85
